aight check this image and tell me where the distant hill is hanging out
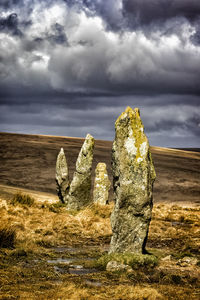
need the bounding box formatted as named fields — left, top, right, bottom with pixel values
left=0, top=132, right=199, bottom=205
left=176, top=148, right=200, bottom=153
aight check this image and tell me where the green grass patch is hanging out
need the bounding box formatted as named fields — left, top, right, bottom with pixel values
left=96, top=252, right=158, bottom=270
left=11, top=192, right=35, bottom=206
left=48, top=201, right=66, bottom=213
left=91, top=203, right=112, bottom=218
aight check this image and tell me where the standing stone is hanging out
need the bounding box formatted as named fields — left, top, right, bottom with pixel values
left=109, top=107, right=156, bottom=254
left=56, top=148, right=70, bottom=203
left=65, top=134, right=94, bottom=210
left=93, top=163, right=111, bottom=205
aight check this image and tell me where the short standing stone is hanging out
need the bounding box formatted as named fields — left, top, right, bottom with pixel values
left=93, top=163, right=111, bottom=205
left=55, top=148, right=70, bottom=203
left=109, top=107, right=156, bottom=254
left=65, top=134, right=94, bottom=210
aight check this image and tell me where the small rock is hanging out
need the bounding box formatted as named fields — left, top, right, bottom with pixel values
left=177, top=256, right=198, bottom=267
left=106, top=260, right=132, bottom=272
left=70, top=265, right=83, bottom=269
left=84, top=280, right=102, bottom=287
left=161, top=255, right=171, bottom=261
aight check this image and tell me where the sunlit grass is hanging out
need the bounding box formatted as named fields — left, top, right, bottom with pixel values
left=11, top=192, right=35, bottom=206
left=0, top=192, right=199, bottom=299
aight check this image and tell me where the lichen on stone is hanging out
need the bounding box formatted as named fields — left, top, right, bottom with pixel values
left=109, top=106, right=156, bottom=254
left=93, top=163, right=111, bottom=205
left=55, top=148, right=70, bottom=203
left=65, top=134, right=95, bottom=210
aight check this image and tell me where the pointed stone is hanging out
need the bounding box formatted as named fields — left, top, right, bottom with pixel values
left=65, top=134, right=95, bottom=210
left=55, top=148, right=70, bottom=203
left=93, top=163, right=111, bottom=205
left=109, top=107, right=156, bottom=254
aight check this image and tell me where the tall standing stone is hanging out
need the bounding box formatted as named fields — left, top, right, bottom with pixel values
left=109, top=107, right=156, bottom=254
left=55, top=148, right=70, bottom=203
left=66, top=134, right=94, bottom=210
left=93, top=163, right=111, bottom=205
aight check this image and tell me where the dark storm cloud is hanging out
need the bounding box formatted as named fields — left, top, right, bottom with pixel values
left=0, top=0, right=199, bottom=147
left=147, top=114, right=200, bottom=136
left=0, top=96, right=199, bottom=146
left=122, top=0, right=200, bottom=26
left=0, top=0, right=21, bottom=9
left=1, top=0, right=200, bottom=30
left=61, top=0, right=200, bottom=34
left=47, top=23, right=68, bottom=45
left=190, top=26, right=200, bottom=46
left=0, top=13, right=23, bottom=36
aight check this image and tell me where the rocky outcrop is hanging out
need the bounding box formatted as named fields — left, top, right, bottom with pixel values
left=55, top=148, right=70, bottom=203
left=66, top=134, right=94, bottom=210
left=109, top=107, right=156, bottom=254
left=93, top=163, right=111, bottom=205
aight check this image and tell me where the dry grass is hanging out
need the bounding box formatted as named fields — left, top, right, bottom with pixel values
left=0, top=193, right=113, bottom=252
left=50, top=283, right=163, bottom=300
left=0, top=219, right=16, bottom=248
left=0, top=191, right=199, bottom=299
left=11, top=192, right=35, bottom=206
left=148, top=204, right=200, bottom=257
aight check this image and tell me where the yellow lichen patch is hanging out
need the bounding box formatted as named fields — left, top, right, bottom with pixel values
left=116, top=106, right=150, bottom=163
left=110, top=107, right=157, bottom=253
left=93, top=163, right=111, bottom=205
left=129, top=108, right=148, bottom=162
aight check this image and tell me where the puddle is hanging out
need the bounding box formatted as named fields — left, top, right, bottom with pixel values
left=47, top=256, right=101, bottom=275
left=69, top=267, right=100, bottom=275
left=52, top=247, right=79, bottom=254
left=51, top=245, right=109, bottom=254
left=54, top=266, right=69, bottom=274
left=48, top=245, right=105, bottom=276
left=53, top=265, right=101, bottom=275
left=47, top=257, right=94, bottom=264
left=171, top=221, right=183, bottom=226
left=47, top=258, right=74, bottom=264
left=50, top=261, right=101, bottom=275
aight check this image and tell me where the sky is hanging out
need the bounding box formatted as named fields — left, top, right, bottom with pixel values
left=0, top=0, right=200, bottom=147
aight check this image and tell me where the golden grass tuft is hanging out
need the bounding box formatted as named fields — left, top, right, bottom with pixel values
left=11, top=192, right=35, bottom=206
left=0, top=218, right=16, bottom=248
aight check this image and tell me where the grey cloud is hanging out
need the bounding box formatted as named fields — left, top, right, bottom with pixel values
left=1, top=1, right=200, bottom=32
left=0, top=13, right=23, bottom=36
left=122, top=0, right=200, bottom=27
left=146, top=115, right=200, bottom=137
left=48, top=31, right=200, bottom=96
left=0, top=99, right=199, bottom=146
left=190, top=25, right=200, bottom=46
left=47, top=23, right=68, bottom=45
left=62, top=0, right=200, bottom=37
left=0, top=0, right=200, bottom=147
left=82, top=0, right=124, bottom=31
left=0, top=0, right=21, bottom=9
